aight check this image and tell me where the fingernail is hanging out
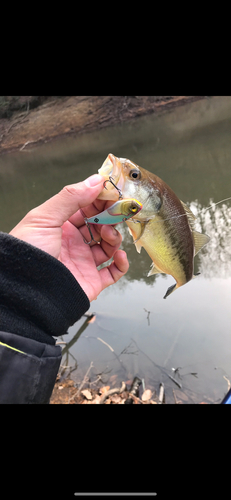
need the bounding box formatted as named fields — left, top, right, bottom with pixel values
left=112, top=227, right=118, bottom=236
left=85, top=174, right=103, bottom=188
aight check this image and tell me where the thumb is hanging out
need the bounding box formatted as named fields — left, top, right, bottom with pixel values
left=28, top=174, right=105, bottom=227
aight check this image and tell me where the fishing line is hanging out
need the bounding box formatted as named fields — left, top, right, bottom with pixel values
left=132, top=196, right=231, bottom=225
left=102, top=175, right=231, bottom=225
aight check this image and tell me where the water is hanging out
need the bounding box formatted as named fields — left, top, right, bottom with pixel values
left=1, top=96, right=231, bottom=403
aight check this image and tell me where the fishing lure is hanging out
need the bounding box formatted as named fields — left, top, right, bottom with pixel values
left=83, top=198, right=143, bottom=244
left=103, top=176, right=123, bottom=200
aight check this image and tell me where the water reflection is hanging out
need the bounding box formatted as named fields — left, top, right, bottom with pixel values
left=189, top=199, right=231, bottom=279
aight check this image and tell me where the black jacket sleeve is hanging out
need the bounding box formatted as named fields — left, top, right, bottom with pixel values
left=0, top=232, right=90, bottom=345
left=0, top=232, right=91, bottom=403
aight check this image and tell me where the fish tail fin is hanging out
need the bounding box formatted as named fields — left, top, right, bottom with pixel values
left=163, top=283, right=178, bottom=299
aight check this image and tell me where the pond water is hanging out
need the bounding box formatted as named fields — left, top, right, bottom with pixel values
left=1, top=96, right=231, bottom=403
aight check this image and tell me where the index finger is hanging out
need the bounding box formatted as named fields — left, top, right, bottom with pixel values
left=26, top=175, right=105, bottom=227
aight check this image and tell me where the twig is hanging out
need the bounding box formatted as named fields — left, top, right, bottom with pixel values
left=69, top=361, right=94, bottom=402
left=20, top=136, right=43, bottom=151
left=99, top=381, right=126, bottom=404
left=84, top=335, right=128, bottom=377
left=158, top=383, right=165, bottom=404
left=167, top=374, right=182, bottom=389
left=223, top=375, right=231, bottom=391
left=96, top=337, right=114, bottom=352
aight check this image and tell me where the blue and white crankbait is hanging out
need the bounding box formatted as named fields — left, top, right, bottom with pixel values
left=83, top=198, right=142, bottom=244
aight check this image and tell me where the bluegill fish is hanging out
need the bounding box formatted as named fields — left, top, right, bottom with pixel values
left=85, top=198, right=142, bottom=225
left=97, top=154, right=210, bottom=299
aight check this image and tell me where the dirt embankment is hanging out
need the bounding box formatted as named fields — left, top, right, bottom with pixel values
left=0, top=96, right=209, bottom=155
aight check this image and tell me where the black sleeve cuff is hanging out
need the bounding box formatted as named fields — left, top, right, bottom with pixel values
left=0, top=232, right=90, bottom=345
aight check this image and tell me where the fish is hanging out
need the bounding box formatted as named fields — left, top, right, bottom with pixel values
left=85, top=198, right=142, bottom=225
left=97, top=153, right=210, bottom=298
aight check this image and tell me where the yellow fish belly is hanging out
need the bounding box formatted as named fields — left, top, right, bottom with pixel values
left=127, top=216, right=194, bottom=298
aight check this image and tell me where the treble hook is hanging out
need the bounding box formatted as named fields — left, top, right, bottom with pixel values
left=103, top=176, right=123, bottom=200
left=83, top=220, right=101, bottom=245
left=80, top=209, right=101, bottom=245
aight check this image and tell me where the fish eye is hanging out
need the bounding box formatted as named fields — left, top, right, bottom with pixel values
left=129, top=169, right=141, bottom=180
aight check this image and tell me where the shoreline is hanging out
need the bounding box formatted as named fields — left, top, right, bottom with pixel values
left=0, top=96, right=209, bottom=156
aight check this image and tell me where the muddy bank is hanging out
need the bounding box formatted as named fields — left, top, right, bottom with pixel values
left=49, top=373, right=213, bottom=404
left=0, top=96, right=209, bottom=155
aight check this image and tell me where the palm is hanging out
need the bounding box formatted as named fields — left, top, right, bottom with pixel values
left=59, top=219, right=113, bottom=301
left=10, top=176, right=129, bottom=303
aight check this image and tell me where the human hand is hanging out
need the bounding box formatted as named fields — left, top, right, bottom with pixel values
left=10, top=174, right=129, bottom=302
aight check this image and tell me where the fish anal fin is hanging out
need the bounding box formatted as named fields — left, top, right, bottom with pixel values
left=163, top=283, right=177, bottom=299
left=147, top=262, right=163, bottom=277
left=193, top=231, right=210, bottom=256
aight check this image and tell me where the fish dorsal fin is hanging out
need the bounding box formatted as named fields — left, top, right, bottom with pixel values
left=180, top=200, right=197, bottom=230
left=192, top=230, right=210, bottom=256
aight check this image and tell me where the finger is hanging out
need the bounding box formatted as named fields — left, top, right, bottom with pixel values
left=98, top=250, right=129, bottom=289
left=25, top=174, right=105, bottom=227
left=68, top=198, right=107, bottom=227
left=91, top=225, right=122, bottom=266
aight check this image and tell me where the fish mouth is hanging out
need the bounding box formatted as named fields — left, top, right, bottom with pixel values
left=98, top=153, right=125, bottom=200
left=98, top=154, right=155, bottom=219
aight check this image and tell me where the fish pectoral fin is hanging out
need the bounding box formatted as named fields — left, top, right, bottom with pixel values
left=127, top=221, right=146, bottom=253
left=192, top=230, right=210, bottom=256
left=147, top=262, right=163, bottom=277
left=163, top=283, right=177, bottom=299
left=127, top=226, right=142, bottom=253
left=133, top=222, right=146, bottom=243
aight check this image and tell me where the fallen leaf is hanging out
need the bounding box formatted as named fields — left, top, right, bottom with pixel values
left=99, top=385, right=110, bottom=394
left=92, top=395, right=101, bottom=404
left=110, top=395, right=121, bottom=404
left=81, top=389, right=92, bottom=400
left=142, top=389, right=152, bottom=402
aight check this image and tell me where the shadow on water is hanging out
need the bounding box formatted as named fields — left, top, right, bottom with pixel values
left=1, top=96, right=231, bottom=402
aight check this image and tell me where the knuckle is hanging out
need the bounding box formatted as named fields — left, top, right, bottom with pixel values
left=61, top=185, right=78, bottom=196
